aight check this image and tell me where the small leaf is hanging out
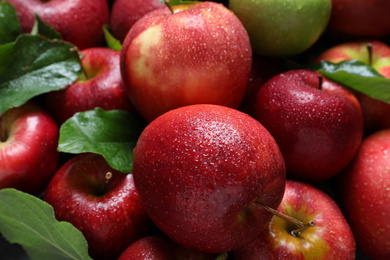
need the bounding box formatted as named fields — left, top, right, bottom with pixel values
left=0, top=188, right=92, bottom=260
left=0, top=2, right=21, bottom=44
left=103, top=24, right=122, bottom=51
left=0, top=34, right=81, bottom=114
left=314, top=60, right=390, bottom=104
left=31, top=14, right=62, bottom=40
left=58, top=108, right=144, bottom=173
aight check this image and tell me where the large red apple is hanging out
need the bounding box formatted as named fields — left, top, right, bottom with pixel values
left=109, top=0, right=165, bottom=43
left=233, top=180, right=356, bottom=260
left=337, top=129, right=390, bottom=260
left=315, top=40, right=390, bottom=135
left=118, top=234, right=224, bottom=260
left=254, top=69, right=364, bottom=182
left=43, top=153, right=156, bottom=260
left=0, top=102, right=59, bottom=195
left=120, top=1, right=252, bottom=122
left=132, top=104, right=286, bottom=253
left=46, top=47, right=135, bottom=125
left=327, top=0, right=390, bottom=39
left=4, top=0, right=109, bottom=50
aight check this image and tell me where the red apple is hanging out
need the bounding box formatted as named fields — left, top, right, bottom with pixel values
left=132, top=104, right=286, bottom=253
left=0, top=101, right=59, bottom=195
left=337, top=129, right=390, bottom=260
left=4, top=0, right=109, bottom=50
left=45, top=47, right=135, bottom=125
left=327, top=0, right=390, bottom=39
left=120, top=1, right=252, bottom=122
left=43, top=153, right=156, bottom=260
left=109, top=0, right=165, bottom=43
left=254, top=69, right=364, bottom=182
left=315, top=40, right=390, bottom=135
left=118, top=234, right=225, bottom=260
left=233, top=180, right=356, bottom=260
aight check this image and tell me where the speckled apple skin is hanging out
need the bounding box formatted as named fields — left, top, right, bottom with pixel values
left=233, top=180, right=356, bottom=260
left=315, top=40, right=390, bottom=135
left=4, top=0, right=109, bottom=50
left=338, top=129, right=390, bottom=260
left=132, top=104, right=286, bottom=253
left=120, top=2, right=252, bottom=122
left=44, top=153, right=155, bottom=260
left=0, top=102, right=59, bottom=195
left=254, top=69, right=364, bottom=182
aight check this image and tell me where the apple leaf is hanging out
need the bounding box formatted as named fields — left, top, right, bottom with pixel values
left=0, top=188, right=92, bottom=260
left=0, top=2, right=21, bottom=44
left=58, top=108, right=144, bottom=173
left=31, top=14, right=62, bottom=40
left=103, top=24, right=122, bottom=51
left=0, top=34, right=81, bottom=114
left=314, top=60, right=390, bottom=104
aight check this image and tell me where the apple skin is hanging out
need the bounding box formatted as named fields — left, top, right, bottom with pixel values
left=229, top=0, right=332, bottom=57
left=46, top=47, right=135, bottom=125
left=337, top=129, right=390, bottom=260
left=232, top=180, right=356, bottom=260
left=132, top=104, right=286, bottom=253
left=254, top=69, right=364, bottom=182
left=315, top=40, right=390, bottom=135
left=109, top=0, right=165, bottom=43
left=327, top=0, right=390, bottom=39
left=0, top=102, right=59, bottom=195
left=43, top=153, right=156, bottom=260
left=118, top=234, right=223, bottom=260
left=4, top=0, right=109, bottom=50
left=120, top=2, right=252, bottom=122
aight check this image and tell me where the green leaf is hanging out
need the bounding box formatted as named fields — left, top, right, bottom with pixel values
left=0, top=34, right=81, bottom=114
left=103, top=24, right=122, bottom=51
left=58, top=108, right=144, bottom=173
left=31, top=14, right=62, bottom=40
left=0, top=188, right=92, bottom=260
left=314, top=60, right=390, bottom=104
left=0, top=2, right=21, bottom=44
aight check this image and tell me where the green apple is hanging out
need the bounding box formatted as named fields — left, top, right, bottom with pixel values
left=229, top=0, right=332, bottom=57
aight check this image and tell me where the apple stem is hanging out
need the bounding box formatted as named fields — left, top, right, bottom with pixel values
left=254, top=201, right=315, bottom=237
left=367, top=43, right=373, bottom=66
left=318, top=76, right=323, bottom=90
left=105, top=172, right=113, bottom=183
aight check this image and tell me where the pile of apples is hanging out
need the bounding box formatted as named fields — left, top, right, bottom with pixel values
left=1, top=0, right=390, bottom=259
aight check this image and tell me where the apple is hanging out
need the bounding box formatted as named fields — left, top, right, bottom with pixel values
left=118, top=234, right=225, bottom=260
left=327, top=0, right=390, bottom=39
left=254, top=69, right=364, bottom=182
left=43, top=153, right=156, bottom=260
left=120, top=1, right=252, bottom=122
left=232, top=180, right=356, bottom=260
left=132, top=104, right=286, bottom=253
left=4, top=0, right=109, bottom=50
left=45, top=47, right=135, bottom=125
left=315, top=40, right=390, bottom=135
left=109, top=0, right=165, bottom=43
left=228, top=0, right=332, bottom=57
left=0, top=101, right=59, bottom=195
left=337, top=129, right=390, bottom=260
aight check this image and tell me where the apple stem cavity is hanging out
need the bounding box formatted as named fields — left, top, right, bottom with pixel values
left=254, top=201, right=315, bottom=237
left=367, top=43, right=373, bottom=66
left=162, top=0, right=201, bottom=14
left=0, top=118, right=7, bottom=142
